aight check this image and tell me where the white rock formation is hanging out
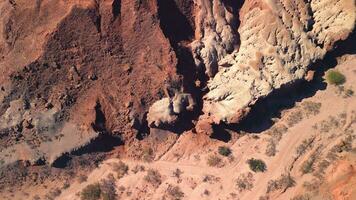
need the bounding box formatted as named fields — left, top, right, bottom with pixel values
left=199, top=0, right=356, bottom=125
left=147, top=93, right=195, bottom=127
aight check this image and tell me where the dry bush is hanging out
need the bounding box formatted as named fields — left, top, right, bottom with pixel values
left=300, top=147, right=321, bottom=174
left=295, top=137, right=314, bottom=157
left=142, top=147, right=154, bottom=162
left=81, top=183, right=101, bottom=200
left=302, top=179, right=320, bottom=192
left=286, top=110, right=303, bottom=127
left=166, top=185, right=184, bottom=200
left=265, top=139, right=277, bottom=157
left=267, top=173, right=295, bottom=193
left=331, top=137, right=353, bottom=153
left=144, top=169, right=162, bottom=187
left=206, top=154, right=223, bottom=167
left=291, top=194, right=311, bottom=200
left=236, top=172, right=254, bottom=192
left=131, top=165, right=145, bottom=174
left=172, top=168, right=183, bottom=179
left=318, top=116, right=340, bottom=133
left=112, top=161, right=129, bottom=179
left=78, top=174, right=88, bottom=183
left=265, top=124, right=288, bottom=157
left=100, top=174, right=117, bottom=200
left=301, top=101, right=321, bottom=116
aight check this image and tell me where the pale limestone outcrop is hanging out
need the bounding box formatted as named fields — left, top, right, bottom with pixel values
left=191, top=0, right=238, bottom=77
left=147, top=93, right=195, bottom=127
left=198, top=0, right=356, bottom=126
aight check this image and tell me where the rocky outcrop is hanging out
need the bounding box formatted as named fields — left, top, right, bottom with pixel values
left=196, top=0, right=356, bottom=128
left=147, top=93, right=195, bottom=127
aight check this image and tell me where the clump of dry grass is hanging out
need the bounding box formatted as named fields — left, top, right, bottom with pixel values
left=295, top=137, right=315, bottom=157
left=144, top=169, right=162, bottom=187
left=142, top=147, right=154, bottom=162
left=267, top=173, right=295, bottom=193
left=265, top=124, right=288, bottom=157
left=301, top=101, right=321, bottom=117
left=112, top=161, right=129, bottom=179
left=236, top=172, right=254, bottom=192
left=300, top=147, right=321, bottom=175
left=286, top=110, right=303, bottom=127
left=206, top=154, right=224, bottom=168
left=166, top=185, right=184, bottom=200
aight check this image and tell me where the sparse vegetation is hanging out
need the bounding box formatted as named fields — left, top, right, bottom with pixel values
left=291, top=194, right=311, bottom=200
left=78, top=174, right=88, bottom=183
left=112, top=161, right=129, bottom=179
left=301, top=101, right=321, bottom=116
left=207, top=154, right=223, bottom=167
left=247, top=158, right=267, bottom=172
left=236, top=172, right=254, bottom=192
left=286, top=110, right=303, bottom=126
left=131, top=164, right=145, bottom=174
left=80, top=175, right=117, bottom=200
left=172, top=168, right=183, bottom=179
left=265, top=139, right=277, bottom=157
left=295, top=137, right=314, bottom=157
left=166, top=185, right=184, bottom=200
left=300, top=148, right=320, bottom=174
left=267, top=173, right=295, bottom=193
left=218, top=146, right=232, bottom=157
left=324, top=70, right=346, bottom=85
left=144, top=169, right=162, bottom=187
left=81, top=183, right=101, bottom=200
left=100, top=174, right=117, bottom=200
left=142, top=147, right=154, bottom=162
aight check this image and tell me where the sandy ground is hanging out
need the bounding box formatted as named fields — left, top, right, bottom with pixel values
left=52, top=55, right=356, bottom=200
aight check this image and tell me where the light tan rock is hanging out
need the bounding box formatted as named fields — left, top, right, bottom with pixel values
left=199, top=0, right=355, bottom=124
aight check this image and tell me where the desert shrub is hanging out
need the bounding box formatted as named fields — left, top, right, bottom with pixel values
left=236, top=172, right=254, bottom=191
left=142, top=147, right=154, bottom=162
left=144, top=169, right=162, bottom=187
left=331, top=137, right=352, bottom=153
left=207, top=154, right=223, bottom=167
left=344, top=88, right=354, bottom=97
left=166, top=185, right=184, bottom=200
left=286, top=110, right=303, bottom=126
left=295, top=137, right=314, bottom=157
left=300, top=148, right=320, bottom=174
left=172, top=168, right=183, bottom=179
left=131, top=165, right=145, bottom=174
left=324, top=70, right=345, bottom=85
left=81, top=183, right=101, bottom=200
left=218, top=146, right=232, bottom=156
left=78, top=174, right=88, bottom=183
left=100, top=174, right=117, bottom=200
left=291, top=194, right=311, bottom=200
left=267, top=173, right=295, bottom=193
left=301, top=101, right=322, bottom=116
left=62, top=182, right=70, bottom=189
left=265, top=139, right=277, bottom=157
left=112, top=161, right=129, bottom=179
left=247, top=158, right=267, bottom=172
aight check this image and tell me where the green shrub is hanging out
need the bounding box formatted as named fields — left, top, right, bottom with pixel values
left=81, top=183, right=101, bottom=200
left=218, top=146, right=232, bottom=156
left=247, top=158, right=267, bottom=172
left=325, top=70, right=346, bottom=85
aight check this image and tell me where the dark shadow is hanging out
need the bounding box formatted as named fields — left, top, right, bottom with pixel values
left=157, top=0, right=194, bottom=46
left=135, top=113, right=151, bottom=140
left=52, top=133, right=123, bottom=168
left=92, top=102, right=106, bottom=132
left=112, top=0, right=121, bottom=19
left=210, top=124, right=231, bottom=142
